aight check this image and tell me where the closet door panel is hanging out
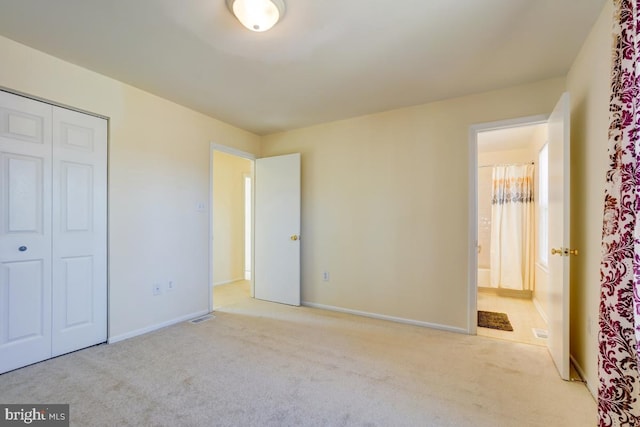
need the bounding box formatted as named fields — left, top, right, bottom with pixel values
left=6, top=155, right=43, bottom=232
left=62, top=162, right=93, bottom=231
left=3, top=260, right=46, bottom=340
left=52, top=107, right=107, bottom=357
left=0, top=91, right=52, bottom=374
left=60, top=255, right=94, bottom=327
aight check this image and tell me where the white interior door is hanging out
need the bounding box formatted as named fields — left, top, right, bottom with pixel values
left=0, top=91, right=53, bottom=373
left=547, top=92, right=571, bottom=380
left=51, top=107, right=107, bottom=356
left=254, top=153, right=301, bottom=306
left=0, top=90, right=107, bottom=373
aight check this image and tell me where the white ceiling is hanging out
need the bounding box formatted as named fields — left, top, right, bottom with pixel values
left=0, top=0, right=606, bottom=135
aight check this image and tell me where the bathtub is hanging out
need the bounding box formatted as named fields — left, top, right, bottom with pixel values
left=477, top=268, right=491, bottom=288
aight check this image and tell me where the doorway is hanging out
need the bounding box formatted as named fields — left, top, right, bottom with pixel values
left=210, top=145, right=255, bottom=311
left=472, top=118, right=548, bottom=346
left=209, top=147, right=302, bottom=312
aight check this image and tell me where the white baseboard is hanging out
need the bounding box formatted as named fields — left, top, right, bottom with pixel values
left=478, top=287, right=532, bottom=299
left=570, top=354, right=597, bottom=400
left=213, top=277, right=245, bottom=287
left=532, top=297, right=548, bottom=325
left=108, top=309, right=210, bottom=344
left=302, top=302, right=468, bottom=335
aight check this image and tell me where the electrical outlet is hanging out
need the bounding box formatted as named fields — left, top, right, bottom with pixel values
left=152, top=283, right=162, bottom=296
left=167, top=280, right=176, bottom=292
left=322, top=271, right=330, bottom=282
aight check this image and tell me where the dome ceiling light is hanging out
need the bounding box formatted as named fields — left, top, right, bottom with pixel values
left=226, top=0, right=285, bottom=32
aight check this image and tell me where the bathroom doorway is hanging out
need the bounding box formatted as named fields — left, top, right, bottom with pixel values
left=475, top=120, right=548, bottom=346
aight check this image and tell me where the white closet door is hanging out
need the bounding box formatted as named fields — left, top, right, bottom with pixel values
left=0, top=90, right=107, bottom=373
left=51, top=107, right=107, bottom=356
left=0, top=91, right=53, bottom=373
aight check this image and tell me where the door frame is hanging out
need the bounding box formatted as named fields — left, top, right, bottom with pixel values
left=209, top=143, right=256, bottom=313
left=467, top=114, right=549, bottom=334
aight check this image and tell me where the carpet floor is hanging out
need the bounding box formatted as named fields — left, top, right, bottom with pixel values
left=0, top=297, right=595, bottom=426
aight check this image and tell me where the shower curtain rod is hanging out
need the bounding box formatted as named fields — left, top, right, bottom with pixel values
left=478, top=161, right=535, bottom=168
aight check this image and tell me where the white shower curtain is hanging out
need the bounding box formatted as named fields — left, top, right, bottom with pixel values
left=489, top=164, right=535, bottom=291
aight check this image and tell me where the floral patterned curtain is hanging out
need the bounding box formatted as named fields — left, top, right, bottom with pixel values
left=489, top=164, right=535, bottom=291
left=599, top=0, right=640, bottom=425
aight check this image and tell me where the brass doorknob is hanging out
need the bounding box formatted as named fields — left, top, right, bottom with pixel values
left=290, top=235, right=299, bottom=241
left=551, top=247, right=578, bottom=256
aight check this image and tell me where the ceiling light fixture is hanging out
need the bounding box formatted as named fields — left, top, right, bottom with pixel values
left=226, top=0, right=285, bottom=32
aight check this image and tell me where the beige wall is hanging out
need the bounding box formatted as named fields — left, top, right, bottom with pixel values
left=262, top=78, right=565, bottom=330
left=566, top=1, right=612, bottom=396
left=478, top=148, right=536, bottom=167
left=0, top=35, right=261, bottom=340
left=213, top=151, right=252, bottom=285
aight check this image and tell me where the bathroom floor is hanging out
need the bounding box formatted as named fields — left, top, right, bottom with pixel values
left=477, top=291, right=548, bottom=347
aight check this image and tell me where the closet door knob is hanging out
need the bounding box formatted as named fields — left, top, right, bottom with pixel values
left=18, top=246, right=27, bottom=252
